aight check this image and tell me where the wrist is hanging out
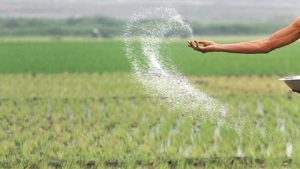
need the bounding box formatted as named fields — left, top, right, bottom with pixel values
left=212, top=44, right=221, bottom=52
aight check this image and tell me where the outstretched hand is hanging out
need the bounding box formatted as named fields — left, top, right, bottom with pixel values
left=187, top=40, right=217, bottom=53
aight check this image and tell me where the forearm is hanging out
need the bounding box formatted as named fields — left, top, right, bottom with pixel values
left=214, top=18, right=300, bottom=54
left=213, top=39, right=269, bottom=54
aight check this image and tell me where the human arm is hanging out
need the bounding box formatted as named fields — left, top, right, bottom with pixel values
left=187, top=17, right=300, bottom=54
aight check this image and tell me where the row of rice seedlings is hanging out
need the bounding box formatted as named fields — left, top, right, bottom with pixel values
left=0, top=73, right=145, bottom=100
left=1, top=92, right=300, bottom=167
left=1, top=99, right=94, bottom=166
left=222, top=95, right=300, bottom=161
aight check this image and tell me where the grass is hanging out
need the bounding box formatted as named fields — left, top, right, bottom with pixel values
left=0, top=73, right=142, bottom=100
left=0, top=73, right=300, bottom=168
left=0, top=39, right=129, bottom=74
left=0, top=37, right=299, bottom=75
left=1, top=37, right=300, bottom=168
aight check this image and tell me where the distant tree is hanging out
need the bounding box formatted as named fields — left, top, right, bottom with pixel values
left=5, top=19, right=19, bottom=29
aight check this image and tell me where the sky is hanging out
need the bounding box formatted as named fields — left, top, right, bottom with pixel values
left=0, top=0, right=299, bottom=22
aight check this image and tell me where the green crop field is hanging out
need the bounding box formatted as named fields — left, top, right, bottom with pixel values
left=1, top=38, right=300, bottom=168
left=0, top=37, right=300, bottom=75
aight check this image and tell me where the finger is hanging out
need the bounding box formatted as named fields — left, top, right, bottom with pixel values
left=198, top=40, right=210, bottom=47
left=194, top=40, right=200, bottom=49
left=187, top=41, right=195, bottom=48
left=197, top=40, right=206, bottom=44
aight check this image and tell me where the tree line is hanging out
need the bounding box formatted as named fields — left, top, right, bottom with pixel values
left=0, top=16, right=289, bottom=38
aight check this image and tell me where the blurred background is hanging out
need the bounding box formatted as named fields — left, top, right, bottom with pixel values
left=1, top=0, right=300, bottom=38
left=2, top=1, right=300, bottom=168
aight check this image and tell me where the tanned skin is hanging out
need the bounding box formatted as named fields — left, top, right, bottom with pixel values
left=187, top=17, right=300, bottom=93
left=187, top=17, right=300, bottom=54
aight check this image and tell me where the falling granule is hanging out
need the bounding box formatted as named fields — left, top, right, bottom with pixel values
left=123, top=6, right=227, bottom=121
left=122, top=7, right=294, bottom=158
